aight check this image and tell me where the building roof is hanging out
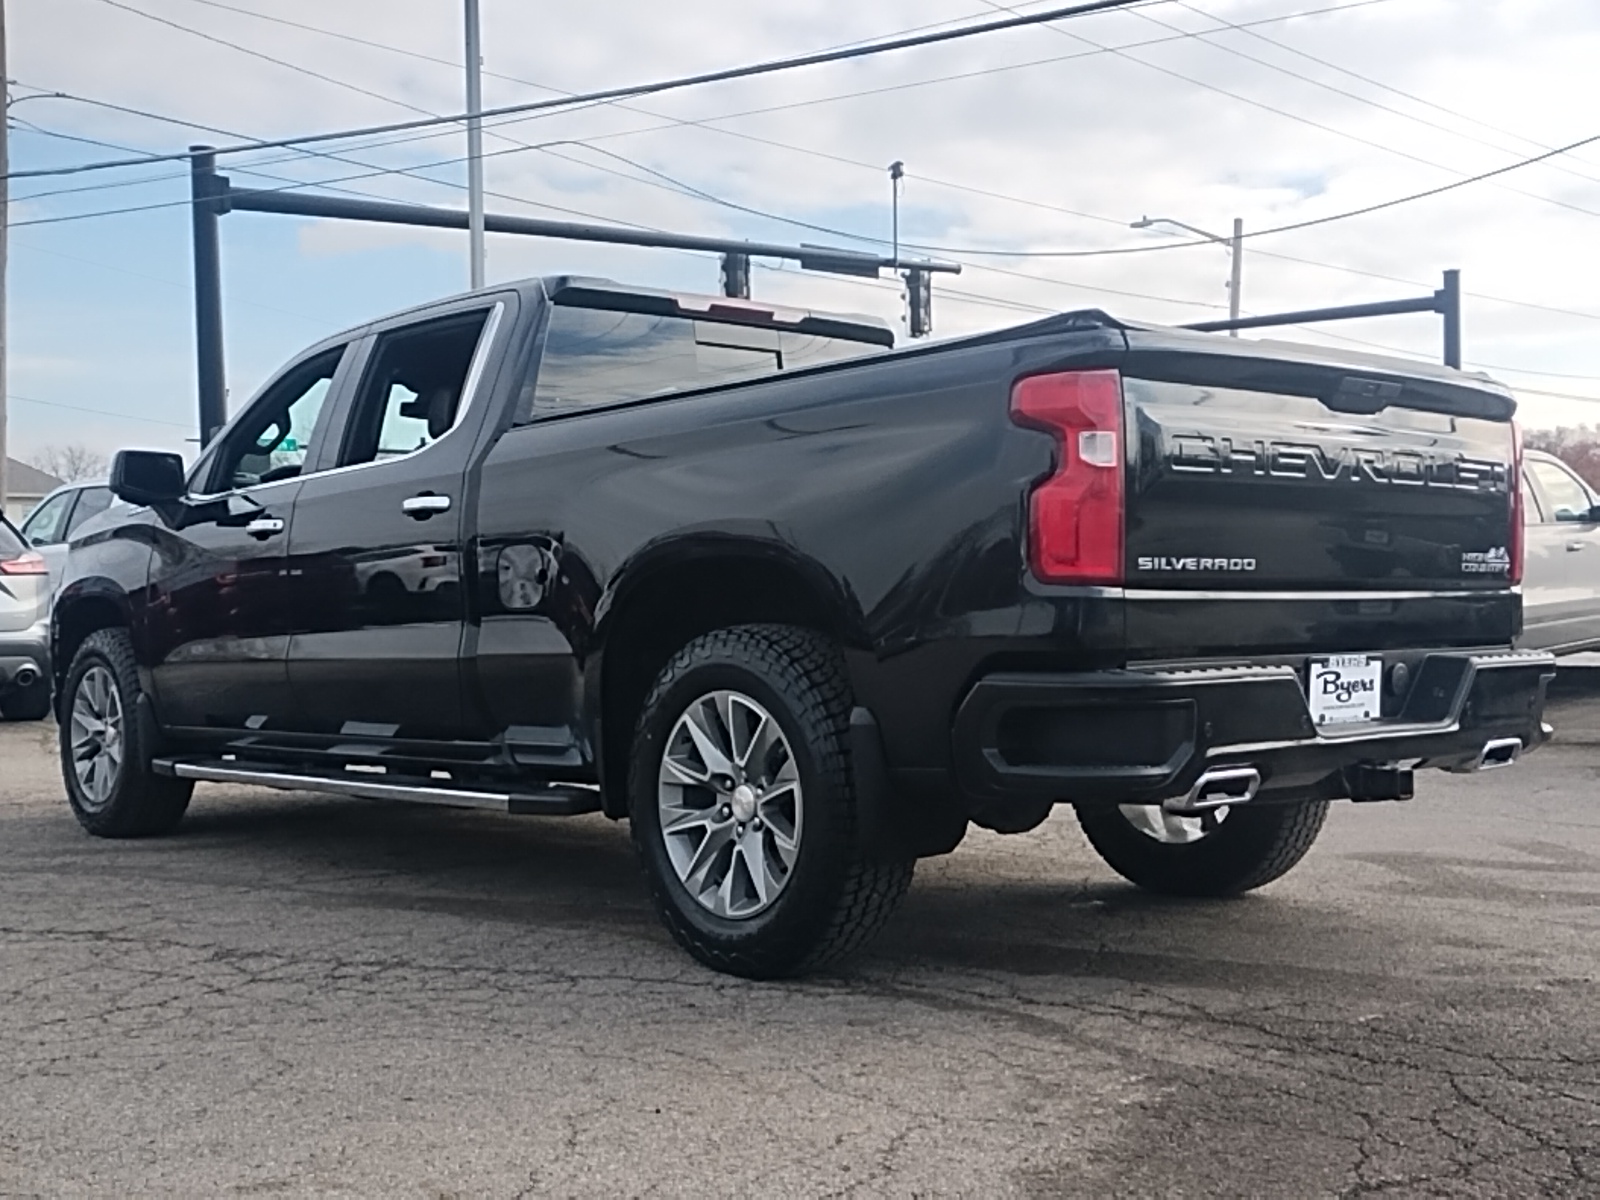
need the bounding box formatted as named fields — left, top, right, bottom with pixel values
left=4, top=457, right=65, bottom=497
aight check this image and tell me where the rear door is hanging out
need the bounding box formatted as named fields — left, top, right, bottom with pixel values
left=284, top=299, right=508, bottom=740
left=1523, top=455, right=1600, bottom=651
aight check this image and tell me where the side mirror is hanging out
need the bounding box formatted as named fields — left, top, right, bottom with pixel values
left=110, top=449, right=186, bottom=507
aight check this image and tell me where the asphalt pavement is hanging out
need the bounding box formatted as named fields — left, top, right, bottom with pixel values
left=1, top=690, right=1597, bottom=1197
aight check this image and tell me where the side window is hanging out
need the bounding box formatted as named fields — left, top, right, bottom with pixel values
left=1529, top=460, right=1595, bottom=523
left=339, top=310, right=491, bottom=467
left=65, top=487, right=113, bottom=535
left=528, top=305, right=881, bottom=415
left=211, top=347, right=343, bottom=492
left=20, top=491, right=74, bottom=546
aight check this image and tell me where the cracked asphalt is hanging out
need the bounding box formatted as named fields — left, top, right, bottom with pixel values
left=2, top=690, right=1598, bottom=1198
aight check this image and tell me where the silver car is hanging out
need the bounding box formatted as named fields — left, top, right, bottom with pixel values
left=0, top=511, right=51, bottom=720
left=1520, top=449, right=1600, bottom=654
left=16, top=481, right=116, bottom=589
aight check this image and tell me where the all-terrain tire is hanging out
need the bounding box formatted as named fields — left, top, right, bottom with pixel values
left=0, top=677, right=52, bottom=721
left=59, top=628, right=192, bottom=838
left=629, top=624, right=913, bottom=978
left=1075, top=799, right=1329, bottom=897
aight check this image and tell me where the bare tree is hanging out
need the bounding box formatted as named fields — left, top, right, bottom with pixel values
left=1524, top=426, right=1600, bottom=488
left=27, top=444, right=108, bottom=484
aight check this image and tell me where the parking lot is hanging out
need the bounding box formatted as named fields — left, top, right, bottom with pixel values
left=0, top=689, right=1596, bottom=1197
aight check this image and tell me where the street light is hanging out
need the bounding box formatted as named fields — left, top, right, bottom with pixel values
left=1130, top=214, right=1244, bottom=334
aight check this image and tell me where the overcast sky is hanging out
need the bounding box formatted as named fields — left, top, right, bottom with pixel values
left=8, top=0, right=1600, bottom=464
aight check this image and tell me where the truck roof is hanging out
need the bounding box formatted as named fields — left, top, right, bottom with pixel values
left=331, top=277, right=1515, bottom=414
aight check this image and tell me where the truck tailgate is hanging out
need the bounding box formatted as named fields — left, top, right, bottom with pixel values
left=1120, top=358, right=1519, bottom=659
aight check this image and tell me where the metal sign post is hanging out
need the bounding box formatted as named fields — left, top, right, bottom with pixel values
left=1184, top=269, right=1464, bottom=368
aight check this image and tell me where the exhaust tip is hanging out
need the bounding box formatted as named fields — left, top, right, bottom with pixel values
left=1476, top=738, right=1522, bottom=771
left=1165, top=765, right=1261, bottom=816
left=12, top=666, right=40, bottom=689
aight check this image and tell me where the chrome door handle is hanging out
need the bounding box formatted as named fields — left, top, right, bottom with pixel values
left=402, top=494, right=452, bottom=519
left=1568, top=541, right=1587, bottom=552
left=244, top=516, right=285, bottom=540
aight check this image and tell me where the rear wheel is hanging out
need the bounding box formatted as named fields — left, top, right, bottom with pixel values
left=629, top=625, right=913, bottom=978
left=0, top=676, right=52, bottom=721
left=59, top=628, right=192, bottom=838
left=1076, top=798, right=1328, bottom=897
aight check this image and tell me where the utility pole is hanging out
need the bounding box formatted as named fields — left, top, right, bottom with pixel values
left=0, top=1, right=9, bottom=513
left=464, top=0, right=485, bottom=290
left=1131, top=214, right=1243, bottom=336
left=1228, top=217, right=1243, bottom=333
left=888, top=160, right=903, bottom=267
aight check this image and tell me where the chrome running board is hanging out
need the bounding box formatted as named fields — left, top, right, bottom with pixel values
left=153, top=758, right=601, bottom=816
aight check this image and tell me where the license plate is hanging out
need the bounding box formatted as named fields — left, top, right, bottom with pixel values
left=1307, top=655, right=1382, bottom=727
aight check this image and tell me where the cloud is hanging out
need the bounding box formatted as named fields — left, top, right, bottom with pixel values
left=9, top=0, right=1600, bottom=433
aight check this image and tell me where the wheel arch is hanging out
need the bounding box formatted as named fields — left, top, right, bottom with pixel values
left=52, top=581, right=134, bottom=700
left=589, top=537, right=867, bottom=819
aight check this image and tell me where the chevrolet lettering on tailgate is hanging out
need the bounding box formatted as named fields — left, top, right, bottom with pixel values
left=1167, top=434, right=1509, bottom=491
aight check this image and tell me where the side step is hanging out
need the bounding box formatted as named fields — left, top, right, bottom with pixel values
left=152, top=758, right=602, bottom=817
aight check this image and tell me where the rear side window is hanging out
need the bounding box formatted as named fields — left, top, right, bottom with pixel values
left=528, top=306, right=879, bottom=415
left=65, top=487, right=113, bottom=535
left=340, top=309, right=492, bottom=467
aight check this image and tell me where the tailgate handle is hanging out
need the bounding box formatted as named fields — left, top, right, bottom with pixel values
left=1325, top=376, right=1404, bottom=414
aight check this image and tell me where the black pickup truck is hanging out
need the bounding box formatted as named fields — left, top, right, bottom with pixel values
left=52, top=276, right=1555, bottom=977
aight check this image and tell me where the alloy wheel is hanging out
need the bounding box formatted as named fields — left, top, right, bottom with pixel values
left=1118, top=803, right=1231, bottom=845
left=70, top=665, right=125, bottom=812
left=657, top=689, right=803, bottom=920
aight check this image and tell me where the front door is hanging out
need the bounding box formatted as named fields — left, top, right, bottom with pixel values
left=285, top=303, right=503, bottom=740
left=148, top=345, right=348, bottom=730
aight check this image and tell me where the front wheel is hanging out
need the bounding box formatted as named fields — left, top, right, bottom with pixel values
left=629, top=625, right=913, bottom=978
left=59, top=628, right=192, bottom=838
left=1075, top=798, right=1329, bottom=897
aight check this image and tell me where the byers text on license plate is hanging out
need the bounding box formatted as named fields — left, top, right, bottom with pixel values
left=1307, top=655, right=1382, bottom=726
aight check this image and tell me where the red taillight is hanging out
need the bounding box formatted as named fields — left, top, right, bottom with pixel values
left=1010, top=369, right=1125, bottom=585
left=0, top=551, right=47, bottom=576
left=1509, top=421, right=1525, bottom=585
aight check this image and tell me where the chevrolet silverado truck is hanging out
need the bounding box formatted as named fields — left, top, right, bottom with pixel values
left=51, top=276, right=1555, bottom=977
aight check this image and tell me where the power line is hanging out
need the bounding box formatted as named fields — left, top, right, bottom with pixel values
left=165, top=0, right=1033, bottom=79
left=1134, top=1, right=1600, bottom=192
left=544, top=143, right=1231, bottom=313
left=21, top=8, right=1599, bottom=347
left=21, top=77, right=1597, bottom=331
left=906, top=131, right=1600, bottom=259
left=1506, top=386, right=1600, bottom=407
left=535, top=126, right=1600, bottom=326
left=90, top=0, right=441, bottom=121
left=8, top=392, right=190, bottom=428
left=7, top=0, right=1158, bottom=180
left=83, top=0, right=637, bottom=189
left=7, top=138, right=574, bottom=228
left=983, top=0, right=1600, bottom=222
left=1177, top=0, right=1600, bottom=175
